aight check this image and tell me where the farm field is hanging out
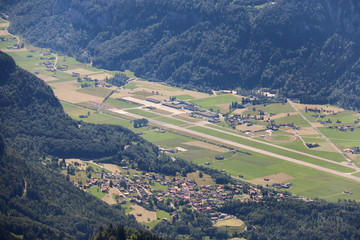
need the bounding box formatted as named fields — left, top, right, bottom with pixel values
left=190, top=95, right=241, bottom=113
left=214, top=218, right=245, bottom=237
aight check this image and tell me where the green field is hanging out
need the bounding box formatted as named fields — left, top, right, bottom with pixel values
left=0, top=35, right=18, bottom=49
left=189, top=126, right=354, bottom=173
left=125, top=109, right=161, bottom=119
left=190, top=95, right=240, bottom=112
left=174, top=94, right=195, bottom=100
left=185, top=149, right=360, bottom=200
left=318, top=127, right=360, bottom=141
left=243, top=103, right=294, bottom=115
left=142, top=131, right=193, bottom=148
left=61, top=102, right=134, bottom=129
left=214, top=218, right=245, bottom=236
left=87, top=185, right=107, bottom=199
left=274, top=114, right=311, bottom=127
left=155, top=116, right=187, bottom=126
left=105, top=98, right=140, bottom=108
left=77, top=87, right=112, bottom=98
left=123, top=82, right=138, bottom=90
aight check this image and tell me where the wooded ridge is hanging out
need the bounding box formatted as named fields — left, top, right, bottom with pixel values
left=2, top=0, right=360, bottom=110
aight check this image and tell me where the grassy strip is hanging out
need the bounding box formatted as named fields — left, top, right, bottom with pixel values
left=189, top=126, right=354, bottom=173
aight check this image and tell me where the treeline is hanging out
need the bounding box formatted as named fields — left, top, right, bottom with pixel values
left=91, top=224, right=163, bottom=240
left=219, top=198, right=360, bottom=240
left=152, top=207, right=228, bottom=240
left=4, top=0, right=360, bottom=109
left=105, top=72, right=129, bottom=87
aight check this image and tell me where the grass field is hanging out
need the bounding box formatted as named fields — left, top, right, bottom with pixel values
left=124, top=82, right=138, bottom=90
left=141, top=131, right=193, bottom=148
left=186, top=171, right=215, bottom=186
left=174, top=94, right=195, bottom=100
left=125, top=109, right=161, bottom=119
left=61, top=102, right=134, bottom=129
left=0, top=36, right=18, bottom=49
left=189, top=126, right=353, bottom=172
left=187, top=150, right=360, bottom=200
left=105, top=98, right=140, bottom=108
left=155, top=116, right=187, bottom=126
left=77, top=87, right=112, bottom=98
left=274, top=114, right=311, bottom=127
left=87, top=186, right=107, bottom=199
left=214, top=218, right=245, bottom=236
left=190, top=95, right=240, bottom=113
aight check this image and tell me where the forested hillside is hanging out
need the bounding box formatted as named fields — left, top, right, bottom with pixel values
left=3, top=0, right=360, bottom=109
left=0, top=50, right=196, bottom=239
left=0, top=51, right=176, bottom=239
left=0, top=134, right=144, bottom=239
left=220, top=199, right=360, bottom=239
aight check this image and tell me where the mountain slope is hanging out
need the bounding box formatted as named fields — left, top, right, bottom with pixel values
left=0, top=133, right=142, bottom=239
left=0, top=51, right=170, bottom=239
left=4, top=0, right=360, bottom=109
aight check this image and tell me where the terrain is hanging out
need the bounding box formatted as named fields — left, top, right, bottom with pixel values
left=1, top=1, right=360, bottom=239
left=2, top=0, right=360, bottom=109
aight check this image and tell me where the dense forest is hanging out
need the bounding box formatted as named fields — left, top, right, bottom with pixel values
left=2, top=0, right=360, bottom=109
left=220, top=198, right=360, bottom=239
left=90, top=224, right=163, bottom=240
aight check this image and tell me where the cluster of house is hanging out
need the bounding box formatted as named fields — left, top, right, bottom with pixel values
left=39, top=61, right=56, bottom=72
left=326, top=124, right=358, bottom=132
left=83, top=167, right=269, bottom=218
left=272, top=182, right=292, bottom=189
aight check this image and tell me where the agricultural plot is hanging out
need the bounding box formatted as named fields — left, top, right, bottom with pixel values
left=273, top=114, right=311, bottom=127
left=61, top=102, right=134, bottom=129
left=87, top=186, right=107, bottom=199
left=0, top=35, right=18, bottom=49
left=174, top=94, right=195, bottom=100
left=77, top=87, right=113, bottom=98
left=214, top=218, right=245, bottom=235
left=125, top=109, right=161, bottom=119
left=185, top=171, right=215, bottom=186
left=190, top=95, right=241, bottom=113
left=189, top=150, right=360, bottom=200
left=141, top=130, right=193, bottom=148
left=104, top=98, right=140, bottom=108
left=242, top=103, right=294, bottom=116
left=129, top=205, right=157, bottom=223
left=155, top=116, right=187, bottom=126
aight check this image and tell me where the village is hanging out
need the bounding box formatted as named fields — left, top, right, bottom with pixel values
left=63, top=159, right=292, bottom=226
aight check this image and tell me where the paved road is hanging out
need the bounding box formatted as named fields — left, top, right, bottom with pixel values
left=287, top=99, right=356, bottom=168
left=111, top=108, right=360, bottom=183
